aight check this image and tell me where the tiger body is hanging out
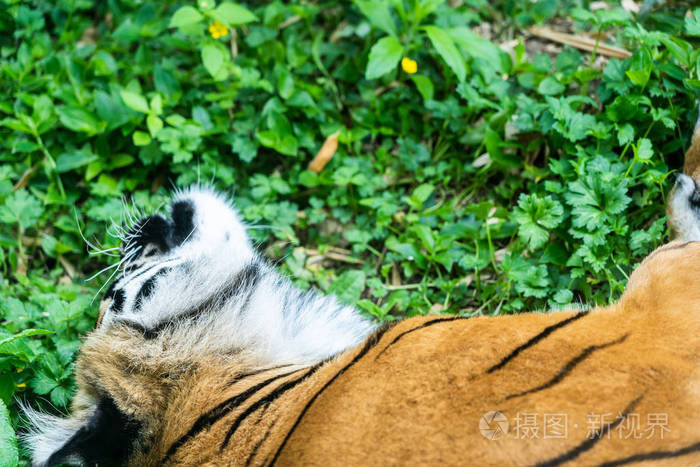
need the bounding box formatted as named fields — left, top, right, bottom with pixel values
left=68, top=250, right=700, bottom=466
left=24, top=119, right=700, bottom=465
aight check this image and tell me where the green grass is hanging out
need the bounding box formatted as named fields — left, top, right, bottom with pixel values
left=1, top=0, right=699, bottom=463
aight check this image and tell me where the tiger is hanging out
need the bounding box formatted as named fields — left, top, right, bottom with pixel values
left=23, top=126, right=700, bottom=466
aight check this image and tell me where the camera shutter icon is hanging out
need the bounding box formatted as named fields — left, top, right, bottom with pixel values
left=479, top=411, right=509, bottom=440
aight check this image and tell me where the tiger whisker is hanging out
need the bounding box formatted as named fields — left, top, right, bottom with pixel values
left=74, top=209, right=106, bottom=254
left=245, top=225, right=280, bottom=231
left=88, top=247, right=120, bottom=258
left=88, top=246, right=142, bottom=304
left=84, top=261, right=123, bottom=283
left=84, top=245, right=141, bottom=282
left=179, top=225, right=197, bottom=246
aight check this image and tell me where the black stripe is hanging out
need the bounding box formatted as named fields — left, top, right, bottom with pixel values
left=219, top=364, right=326, bottom=452
left=160, top=366, right=305, bottom=463
left=239, top=268, right=265, bottom=317
left=134, top=267, right=171, bottom=310
left=111, top=289, right=126, bottom=315
left=228, top=365, right=295, bottom=386
left=536, top=396, right=643, bottom=467
left=645, top=241, right=695, bottom=262
left=245, top=418, right=277, bottom=467
left=103, top=280, right=118, bottom=300
left=122, top=261, right=168, bottom=286
left=506, top=334, right=628, bottom=400
left=187, top=262, right=262, bottom=317
left=374, top=316, right=471, bottom=360
left=597, top=441, right=700, bottom=466
left=171, top=200, right=195, bottom=246
left=487, top=311, right=589, bottom=373
left=127, top=262, right=264, bottom=339
left=269, top=323, right=396, bottom=465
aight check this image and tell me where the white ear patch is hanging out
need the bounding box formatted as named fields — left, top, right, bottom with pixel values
left=668, top=174, right=700, bottom=242
left=96, top=186, right=377, bottom=364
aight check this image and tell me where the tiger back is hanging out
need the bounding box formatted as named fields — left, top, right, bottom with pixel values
left=24, top=117, right=700, bottom=466
left=73, top=242, right=700, bottom=465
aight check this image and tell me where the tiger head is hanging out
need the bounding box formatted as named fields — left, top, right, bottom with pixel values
left=24, top=186, right=376, bottom=466
left=96, top=187, right=254, bottom=331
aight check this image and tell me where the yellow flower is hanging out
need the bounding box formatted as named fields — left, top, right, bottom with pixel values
left=208, top=20, right=228, bottom=39
left=16, top=367, right=23, bottom=373
left=16, top=383, right=26, bottom=388
left=401, top=57, right=417, bottom=74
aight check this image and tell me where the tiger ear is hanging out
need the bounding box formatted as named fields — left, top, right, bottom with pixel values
left=683, top=103, right=700, bottom=180
left=43, top=397, right=141, bottom=467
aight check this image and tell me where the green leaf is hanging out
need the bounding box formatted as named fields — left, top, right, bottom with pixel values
left=0, top=190, right=43, bottom=229
left=502, top=255, right=551, bottom=298
left=484, top=127, right=519, bottom=167
left=55, top=149, right=98, bottom=173
left=119, top=90, right=150, bottom=114
left=553, top=289, right=573, bottom=305
left=56, top=106, right=102, bottom=134
left=410, top=183, right=435, bottom=205
left=0, top=329, right=53, bottom=348
left=512, top=194, right=564, bottom=250
left=277, top=68, right=295, bottom=100
left=415, top=0, right=445, bottom=23
left=634, top=138, right=653, bottom=162
left=132, top=131, right=152, bottom=146
left=202, top=45, right=225, bottom=77
left=448, top=27, right=510, bottom=74
left=412, top=224, right=436, bottom=253
left=150, top=95, right=163, bottom=115
left=617, top=123, right=634, bottom=145
left=147, top=114, right=163, bottom=136
left=570, top=7, right=595, bottom=24
left=210, top=2, right=258, bottom=26
left=410, top=74, right=434, bottom=101
left=169, top=6, right=204, bottom=28
left=50, top=384, right=75, bottom=407
left=423, top=25, right=466, bottom=82
left=355, top=0, right=396, bottom=36
left=595, top=9, right=630, bottom=26
left=29, top=368, right=58, bottom=395
left=660, top=37, right=691, bottom=68
left=685, top=9, right=700, bottom=36
left=626, top=49, right=652, bottom=88
left=626, top=69, right=650, bottom=87
left=0, top=399, right=17, bottom=467
left=328, top=270, right=366, bottom=305
left=154, top=65, right=182, bottom=100
left=564, top=159, right=631, bottom=232
left=538, top=77, right=565, bottom=95
left=365, top=36, right=403, bottom=80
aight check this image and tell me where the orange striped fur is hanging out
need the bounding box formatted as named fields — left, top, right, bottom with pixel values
left=71, top=240, right=700, bottom=466
left=29, top=109, right=700, bottom=467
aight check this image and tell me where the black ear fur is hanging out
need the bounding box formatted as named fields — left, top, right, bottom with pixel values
left=45, top=397, right=141, bottom=467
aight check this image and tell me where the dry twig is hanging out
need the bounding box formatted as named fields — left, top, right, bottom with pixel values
left=528, top=26, right=632, bottom=59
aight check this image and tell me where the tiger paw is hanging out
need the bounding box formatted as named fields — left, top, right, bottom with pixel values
left=667, top=173, right=700, bottom=241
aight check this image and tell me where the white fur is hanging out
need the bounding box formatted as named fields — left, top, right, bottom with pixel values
left=668, top=174, right=700, bottom=241
left=102, top=186, right=376, bottom=364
